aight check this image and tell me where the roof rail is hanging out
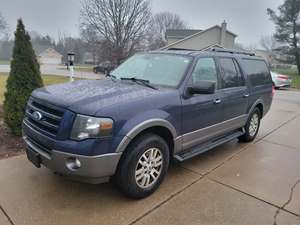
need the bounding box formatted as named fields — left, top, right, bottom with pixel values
left=167, top=48, right=198, bottom=51
left=209, top=47, right=255, bottom=56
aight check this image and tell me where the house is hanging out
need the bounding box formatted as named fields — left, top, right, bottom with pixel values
left=38, top=48, right=63, bottom=65
left=272, top=46, right=295, bottom=64
left=254, top=47, right=295, bottom=68
left=162, top=21, right=237, bottom=50
left=83, top=52, right=99, bottom=65
left=253, top=49, right=273, bottom=66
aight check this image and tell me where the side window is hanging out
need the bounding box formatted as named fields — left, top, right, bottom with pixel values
left=219, top=58, right=244, bottom=88
left=192, top=58, right=218, bottom=84
left=241, top=59, right=271, bottom=86
left=233, top=60, right=245, bottom=86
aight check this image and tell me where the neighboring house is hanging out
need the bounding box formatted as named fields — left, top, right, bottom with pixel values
left=254, top=47, right=295, bottom=68
left=272, top=46, right=295, bottom=64
left=162, top=21, right=237, bottom=50
left=38, top=48, right=63, bottom=65
left=253, top=49, right=273, bottom=66
left=83, top=52, right=99, bottom=65
left=165, top=29, right=202, bottom=46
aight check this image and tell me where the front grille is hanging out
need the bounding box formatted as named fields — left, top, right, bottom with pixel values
left=25, top=136, right=52, bottom=155
left=24, top=98, right=65, bottom=137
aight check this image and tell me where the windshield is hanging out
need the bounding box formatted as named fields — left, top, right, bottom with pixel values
left=111, top=53, right=192, bottom=87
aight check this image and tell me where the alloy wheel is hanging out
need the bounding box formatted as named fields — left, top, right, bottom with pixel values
left=249, top=113, right=259, bottom=137
left=135, top=148, right=163, bottom=189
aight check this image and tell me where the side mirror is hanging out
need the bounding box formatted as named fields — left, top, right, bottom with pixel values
left=187, top=81, right=216, bottom=95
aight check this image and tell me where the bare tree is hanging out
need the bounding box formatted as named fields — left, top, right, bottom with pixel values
left=80, top=25, right=101, bottom=64
left=55, top=33, right=86, bottom=63
left=0, top=12, right=9, bottom=40
left=245, top=43, right=258, bottom=51
left=147, top=12, right=188, bottom=49
left=153, top=12, right=188, bottom=39
left=80, top=0, right=151, bottom=63
left=260, top=35, right=278, bottom=52
left=234, top=42, right=246, bottom=51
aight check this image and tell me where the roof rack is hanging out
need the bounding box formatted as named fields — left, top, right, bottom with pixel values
left=209, top=47, right=255, bottom=56
left=167, top=48, right=198, bottom=51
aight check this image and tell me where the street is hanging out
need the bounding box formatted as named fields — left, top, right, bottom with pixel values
left=0, top=65, right=102, bottom=79
left=0, top=89, right=300, bottom=225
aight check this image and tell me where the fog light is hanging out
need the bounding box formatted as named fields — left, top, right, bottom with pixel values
left=66, top=157, right=81, bottom=171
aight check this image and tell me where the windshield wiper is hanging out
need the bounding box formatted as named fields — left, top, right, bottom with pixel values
left=120, top=77, right=158, bottom=90
left=105, top=73, right=117, bottom=82
left=106, top=73, right=117, bottom=79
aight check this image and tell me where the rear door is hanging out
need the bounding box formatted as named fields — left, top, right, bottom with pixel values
left=217, top=57, right=249, bottom=128
left=241, top=59, right=273, bottom=115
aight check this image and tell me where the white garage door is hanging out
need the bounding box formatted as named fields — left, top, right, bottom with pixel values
left=41, top=57, right=61, bottom=65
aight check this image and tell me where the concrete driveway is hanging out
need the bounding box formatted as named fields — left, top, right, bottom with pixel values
left=0, top=90, right=300, bottom=225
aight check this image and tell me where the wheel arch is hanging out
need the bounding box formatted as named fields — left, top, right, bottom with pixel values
left=115, top=119, right=178, bottom=156
left=248, top=99, right=264, bottom=118
left=255, top=103, right=264, bottom=118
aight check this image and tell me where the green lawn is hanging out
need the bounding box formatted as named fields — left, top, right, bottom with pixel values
left=0, top=73, right=74, bottom=104
left=0, top=60, right=10, bottom=65
left=75, top=66, right=94, bottom=73
left=273, top=68, right=300, bottom=89
left=60, top=65, right=94, bottom=73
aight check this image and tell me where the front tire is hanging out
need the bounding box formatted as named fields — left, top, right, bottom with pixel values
left=239, top=108, right=261, bottom=142
left=114, top=133, right=170, bottom=199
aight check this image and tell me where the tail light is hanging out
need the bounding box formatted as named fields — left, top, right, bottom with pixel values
left=277, top=74, right=289, bottom=80
left=272, top=85, right=275, bottom=97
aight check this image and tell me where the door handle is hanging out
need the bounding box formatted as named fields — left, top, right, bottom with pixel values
left=243, top=93, right=250, bottom=98
left=214, top=99, right=222, bottom=104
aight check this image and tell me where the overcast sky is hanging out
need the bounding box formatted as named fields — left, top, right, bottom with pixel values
left=0, top=0, right=284, bottom=47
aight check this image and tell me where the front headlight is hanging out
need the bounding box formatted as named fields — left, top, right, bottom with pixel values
left=70, top=115, right=113, bottom=140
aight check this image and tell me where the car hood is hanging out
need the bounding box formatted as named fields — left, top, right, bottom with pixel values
left=32, top=79, right=159, bottom=115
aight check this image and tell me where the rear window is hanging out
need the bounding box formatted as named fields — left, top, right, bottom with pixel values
left=241, top=59, right=271, bottom=86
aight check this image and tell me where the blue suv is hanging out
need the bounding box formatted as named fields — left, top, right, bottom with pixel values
left=23, top=48, right=273, bottom=198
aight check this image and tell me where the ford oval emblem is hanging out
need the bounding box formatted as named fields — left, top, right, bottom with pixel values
left=32, top=111, right=43, bottom=121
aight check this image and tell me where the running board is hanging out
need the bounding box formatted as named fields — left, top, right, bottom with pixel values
left=174, top=130, right=245, bottom=162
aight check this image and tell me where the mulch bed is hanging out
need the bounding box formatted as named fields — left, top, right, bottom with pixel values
left=0, top=106, right=25, bottom=160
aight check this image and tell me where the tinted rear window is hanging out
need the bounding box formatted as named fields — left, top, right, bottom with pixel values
left=219, top=58, right=244, bottom=88
left=242, top=59, right=271, bottom=86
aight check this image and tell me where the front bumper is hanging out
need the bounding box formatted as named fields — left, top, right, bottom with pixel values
left=24, top=136, right=122, bottom=184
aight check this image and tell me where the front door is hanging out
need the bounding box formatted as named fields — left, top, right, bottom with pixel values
left=181, top=57, right=224, bottom=151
